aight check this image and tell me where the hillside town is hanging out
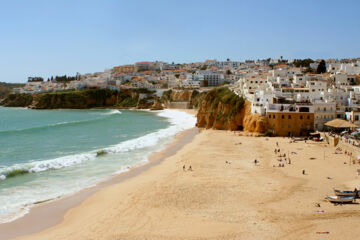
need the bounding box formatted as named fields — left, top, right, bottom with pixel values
left=14, top=58, right=360, bottom=135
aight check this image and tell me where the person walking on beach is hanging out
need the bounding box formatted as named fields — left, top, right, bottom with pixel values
left=188, top=165, right=192, bottom=171
left=183, top=165, right=186, bottom=171
left=302, top=169, right=306, bottom=175
left=276, top=142, right=279, bottom=147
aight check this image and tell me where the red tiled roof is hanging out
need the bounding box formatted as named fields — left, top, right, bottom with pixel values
left=274, top=64, right=288, bottom=68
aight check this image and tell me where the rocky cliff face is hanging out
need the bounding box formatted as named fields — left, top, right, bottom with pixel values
left=160, top=90, right=196, bottom=107
left=31, top=89, right=119, bottom=109
left=241, top=101, right=268, bottom=133
left=196, top=88, right=267, bottom=133
left=170, top=90, right=194, bottom=102
left=0, top=89, right=160, bottom=109
left=0, top=93, right=33, bottom=107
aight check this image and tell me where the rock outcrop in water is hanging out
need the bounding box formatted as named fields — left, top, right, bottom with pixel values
left=195, top=88, right=267, bottom=133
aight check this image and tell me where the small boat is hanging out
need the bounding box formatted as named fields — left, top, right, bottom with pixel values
left=327, top=195, right=355, bottom=204
left=334, top=189, right=358, bottom=197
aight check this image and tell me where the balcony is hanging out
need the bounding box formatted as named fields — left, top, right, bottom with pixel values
left=266, top=103, right=313, bottom=113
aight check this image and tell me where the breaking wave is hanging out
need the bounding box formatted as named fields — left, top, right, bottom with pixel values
left=0, top=116, right=113, bottom=135
left=0, top=110, right=196, bottom=182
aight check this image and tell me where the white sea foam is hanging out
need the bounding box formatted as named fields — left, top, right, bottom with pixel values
left=102, top=109, right=122, bottom=115
left=0, top=153, right=97, bottom=181
left=29, top=153, right=98, bottom=172
left=105, top=109, right=196, bottom=153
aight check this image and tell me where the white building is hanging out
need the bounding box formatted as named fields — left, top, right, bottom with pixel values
left=306, top=80, right=327, bottom=94
left=293, top=74, right=307, bottom=87
left=196, top=71, right=224, bottom=86
left=313, top=101, right=336, bottom=130
left=345, top=110, right=360, bottom=125
left=340, top=63, right=360, bottom=75
left=333, top=73, right=356, bottom=87
left=180, top=80, right=200, bottom=89
left=215, top=60, right=242, bottom=68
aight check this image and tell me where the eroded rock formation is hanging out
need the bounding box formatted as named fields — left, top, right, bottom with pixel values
left=196, top=88, right=267, bottom=133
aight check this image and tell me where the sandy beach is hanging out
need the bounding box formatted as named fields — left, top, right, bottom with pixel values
left=2, top=124, right=360, bottom=239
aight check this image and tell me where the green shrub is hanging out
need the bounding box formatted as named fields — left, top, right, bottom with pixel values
left=205, top=88, right=245, bottom=117
left=264, top=129, right=274, bottom=137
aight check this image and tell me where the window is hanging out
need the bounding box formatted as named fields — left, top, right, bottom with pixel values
left=300, top=115, right=303, bottom=119
left=288, top=115, right=291, bottom=119
left=282, top=115, right=285, bottom=119
left=273, top=114, right=275, bottom=119
left=356, top=116, right=359, bottom=121
left=307, top=115, right=310, bottom=119
left=288, top=124, right=291, bottom=128
left=269, top=115, right=271, bottom=119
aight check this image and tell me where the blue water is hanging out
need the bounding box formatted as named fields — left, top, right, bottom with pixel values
left=0, top=107, right=196, bottom=223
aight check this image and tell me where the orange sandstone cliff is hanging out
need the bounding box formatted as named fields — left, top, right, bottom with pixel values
left=196, top=88, right=267, bottom=133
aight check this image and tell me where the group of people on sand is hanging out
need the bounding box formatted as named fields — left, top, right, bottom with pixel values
left=273, top=142, right=292, bottom=168
left=274, top=141, right=308, bottom=175
left=183, top=165, right=192, bottom=171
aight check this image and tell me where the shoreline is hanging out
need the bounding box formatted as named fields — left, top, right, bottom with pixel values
left=0, top=111, right=198, bottom=240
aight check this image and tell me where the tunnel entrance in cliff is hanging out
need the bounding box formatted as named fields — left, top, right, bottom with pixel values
left=237, top=125, right=244, bottom=131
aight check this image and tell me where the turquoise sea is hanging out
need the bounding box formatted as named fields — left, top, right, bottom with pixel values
left=0, top=107, right=196, bottom=223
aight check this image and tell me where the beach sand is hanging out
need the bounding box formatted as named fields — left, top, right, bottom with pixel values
left=4, top=129, right=360, bottom=240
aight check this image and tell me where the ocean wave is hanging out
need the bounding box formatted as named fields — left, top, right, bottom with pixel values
left=0, top=153, right=97, bottom=181
left=104, top=109, right=196, bottom=153
left=101, top=109, right=122, bottom=115
left=0, top=117, right=109, bottom=135
left=0, top=110, right=196, bottom=182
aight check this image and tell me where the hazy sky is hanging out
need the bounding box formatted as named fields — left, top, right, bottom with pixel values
left=0, top=0, right=359, bottom=83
